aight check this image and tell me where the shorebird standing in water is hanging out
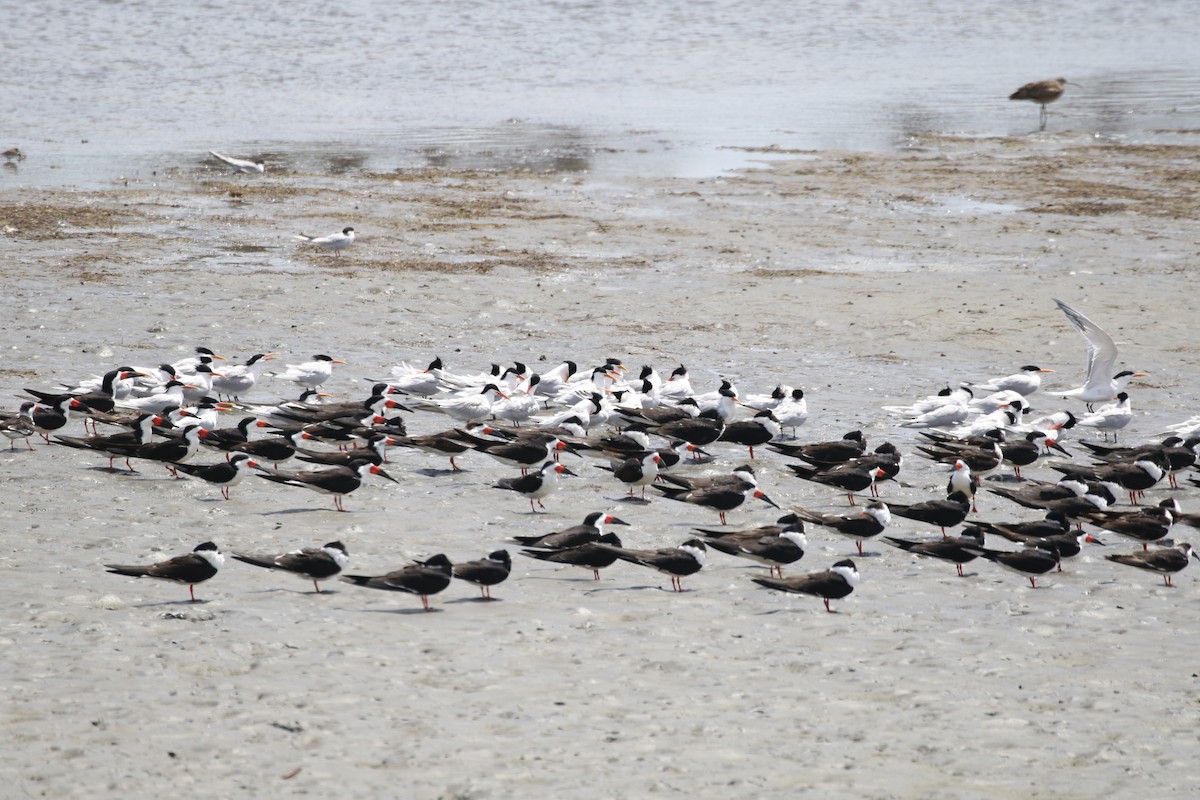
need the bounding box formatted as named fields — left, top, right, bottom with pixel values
left=1009, top=77, right=1078, bottom=130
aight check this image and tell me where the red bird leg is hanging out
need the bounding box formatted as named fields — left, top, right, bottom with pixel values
left=823, top=598, right=832, bottom=612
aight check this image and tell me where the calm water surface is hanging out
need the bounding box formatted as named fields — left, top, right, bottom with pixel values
left=4, top=0, right=1199, bottom=185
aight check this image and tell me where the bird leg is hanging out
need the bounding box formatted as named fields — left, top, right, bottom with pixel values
left=719, top=511, right=727, bottom=525
left=221, top=487, right=231, bottom=501
left=847, top=493, right=856, bottom=507
left=823, top=598, right=832, bottom=612
left=856, top=541, right=864, bottom=556
left=312, top=580, right=322, bottom=593
left=450, top=457, right=461, bottom=472
left=1028, top=577, right=1038, bottom=589
left=956, top=564, right=964, bottom=577
left=189, top=584, right=197, bottom=602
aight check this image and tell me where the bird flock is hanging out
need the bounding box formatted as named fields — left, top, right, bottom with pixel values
left=5, top=298, right=1199, bottom=613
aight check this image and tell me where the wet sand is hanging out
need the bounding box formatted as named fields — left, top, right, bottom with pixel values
left=3, top=132, right=1200, bottom=798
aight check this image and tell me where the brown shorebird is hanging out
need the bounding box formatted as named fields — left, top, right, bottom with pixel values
left=1009, top=77, right=1077, bottom=130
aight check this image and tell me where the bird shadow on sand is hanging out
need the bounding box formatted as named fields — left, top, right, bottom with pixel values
left=84, top=465, right=134, bottom=473
left=355, top=605, right=446, bottom=615
left=261, top=507, right=339, bottom=516
left=131, top=598, right=215, bottom=609
left=443, top=596, right=505, bottom=605
left=615, top=496, right=652, bottom=505
left=414, top=467, right=465, bottom=477
left=581, top=583, right=697, bottom=594
left=240, top=587, right=342, bottom=596
left=753, top=606, right=846, bottom=615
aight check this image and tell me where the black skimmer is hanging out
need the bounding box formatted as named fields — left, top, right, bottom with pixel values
left=961, top=544, right=1059, bottom=588
left=341, top=553, right=454, bottom=611
left=275, top=355, right=347, bottom=389
left=508, top=512, right=629, bottom=549
left=387, top=428, right=477, bottom=471
left=785, top=463, right=887, bottom=505
left=886, top=492, right=972, bottom=537
left=591, top=538, right=707, bottom=592
left=885, top=529, right=984, bottom=577
left=767, top=430, right=865, bottom=466
left=988, top=478, right=1094, bottom=509
left=918, top=437, right=1003, bottom=477
left=695, top=519, right=807, bottom=578
left=943, top=459, right=979, bottom=512
left=469, top=433, right=577, bottom=474
left=1053, top=299, right=1146, bottom=411
left=1081, top=436, right=1198, bottom=489
left=718, top=410, right=781, bottom=459
left=644, top=412, right=725, bottom=448
left=452, top=550, right=512, bottom=599
left=520, top=532, right=625, bottom=580
left=1000, top=431, right=1070, bottom=479
left=231, top=541, right=349, bottom=592
left=659, top=464, right=756, bottom=492
left=791, top=501, right=891, bottom=555
left=209, top=150, right=266, bottom=174
left=256, top=460, right=398, bottom=512
left=613, top=397, right=701, bottom=427
left=966, top=525, right=1099, bottom=570
left=172, top=453, right=259, bottom=500
left=1080, top=503, right=1174, bottom=551
left=107, top=424, right=206, bottom=476
left=751, top=559, right=859, bottom=612
left=493, top=461, right=576, bottom=512
left=653, top=482, right=779, bottom=525
left=1050, top=456, right=1165, bottom=505
left=105, top=541, right=223, bottom=602
left=51, top=412, right=160, bottom=469
left=227, top=430, right=306, bottom=467
left=268, top=386, right=404, bottom=424
left=294, top=433, right=391, bottom=467
left=295, top=227, right=355, bottom=256
left=1105, top=542, right=1195, bottom=587
left=0, top=413, right=33, bottom=450
left=19, top=397, right=83, bottom=441
left=25, top=367, right=129, bottom=421
left=969, top=512, right=1072, bottom=542
left=196, top=416, right=258, bottom=450
left=601, top=451, right=663, bottom=500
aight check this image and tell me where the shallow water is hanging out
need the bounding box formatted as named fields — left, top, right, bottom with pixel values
left=5, top=0, right=1200, bottom=185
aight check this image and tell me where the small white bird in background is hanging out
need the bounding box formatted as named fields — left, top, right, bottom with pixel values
left=296, top=227, right=355, bottom=256
left=970, top=365, right=1055, bottom=397
left=274, top=354, right=347, bottom=389
left=1076, top=392, right=1134, bottom=442
left=209, top=150, right=266, bottom=174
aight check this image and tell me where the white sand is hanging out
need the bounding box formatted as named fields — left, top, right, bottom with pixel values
left=2, top=133, right=1199, bottom=798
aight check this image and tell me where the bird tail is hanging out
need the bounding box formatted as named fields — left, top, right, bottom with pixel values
left=230, top=553, right=277, bottom=570
left=105, top=564, right=150, bottom=578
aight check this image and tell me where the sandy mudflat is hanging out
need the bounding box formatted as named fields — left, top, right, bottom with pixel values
left=2, top=132, right=1200, bottom=799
